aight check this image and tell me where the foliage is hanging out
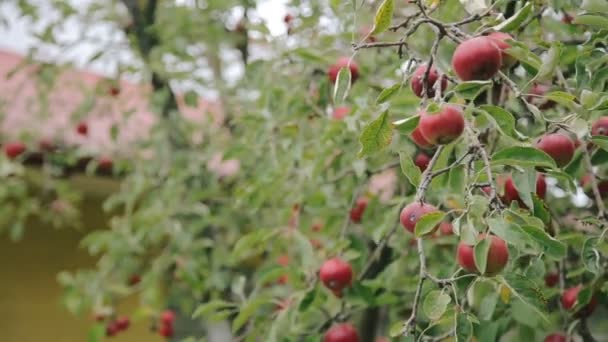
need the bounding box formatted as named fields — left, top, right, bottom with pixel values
left=2, top=0, right=608, bottom=341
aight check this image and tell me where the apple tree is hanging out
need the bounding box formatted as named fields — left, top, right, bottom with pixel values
left=2, top=0, right=608, bottom=341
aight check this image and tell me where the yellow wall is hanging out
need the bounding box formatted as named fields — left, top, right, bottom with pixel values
left=0, top=180, right=163, bottom=342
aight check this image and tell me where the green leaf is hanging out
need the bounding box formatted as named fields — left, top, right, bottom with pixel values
left=474, top=238, right=491, bottom=274
left=478, top=105, right=524, bottom=140
left=333, top=67, right=352, bottom=103
left=449, top=165, right=466, bottom=194
left=591, top=136, right=608, bottom=152
left=455, top=312, right=473, bottom=342
left=534, top=43, right=562, bottom=83
left=506, top=43, right=542, bottom=74
left=293, top=230, right=316, bottom=270
left=582, top=237, right=601, bottom=275
left=544, top=91, right=577, bottom=108
left=513, top=170, right=535, bottom=211
left=292, top=48, right=327, bottom=64
left=531, top=194, right=550, bottom=225
left=371, top=0, right=394, bottom=34
left=88, top=324, right=105, bottom=342
left=582, top=0, right=608, bottom=12
left=376, top=83, right=401, bottom=104
left=389, top=321, right=403, bottom=337
left=423, top=290, right=452, bottom=321
left=520, top=225, right=566, bottom=260
left=493, top=2, right=532, bottom=32
left=393, top=115, right=420, bottom=135
left=400, top=152, right=422, bottom=186
left=573, top=15, right=608, bottom=29
left=489, top=217, right=530, bottom=251
left=415, top=211, right=445, bottom=237
left=492, top=146, right=556, bottom=168
left=184, top=90, right=198, bottom=107
left=299, top=287, right=318, bottom=312
left=453, top=80, right=492, bottom=100
left=500, top=274, right=548, bottom=322
left=193, top=300, right=234, bottom=319
left=358, top=110, right=393, bottom=158
left=232, top=297, right=268, bottom=332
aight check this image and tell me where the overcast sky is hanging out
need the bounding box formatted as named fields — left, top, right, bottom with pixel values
left=0, top=0, right=287, bottom=77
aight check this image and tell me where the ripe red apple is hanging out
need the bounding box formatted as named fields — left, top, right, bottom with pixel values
left=544, top=272, right=559, bottom=287
left=414, top=152, right=431, bottom=171
left=128, top=274, right=141, bottom=286
left=439, top=221, right=453, bottom=235
left=98, top=156, right=113, bottom=172
left=457, top=234, right=509, bottom=275
left=333, top=106, right=350, bottom=120
left=544, top=333, right=567, bottom=342
left=399, top=202, right=439, bottom=234
left=452, top=36, right=502, bottom=81
left=350, top=197, right=368, bottom=223
left=561, top=285, right=597, bottom=317
left=284, top=13, right=294, bottom=24
left=581, top=174, right=608, bottom=198
left=536, top=133, right=575, bottom=167
left=410, top=64, right=447, bottom=98
left=527, top=84, right=556, bottom=110
left=160, top=310, right=176, bottom=325
left=158, top=324, right=174, bottom=337
left=319, top=257, right=353, bottom=292
left=502, top=174, right=546, bottom=207
left=115, top=316, right=130, bottom=331
left=324, top=323, right=359, bottom=342
left=410, top=127, right=433, bottom=149
left=328, top=57, right=359, bottom=84
left=106, top=321, right=120, bottom=336
left=76, top=121, right=88, bottom=136
left=109, top=86, right=120, bottom=97
left=4, top=142, right=26, bottom=159
left=486, top=32, right=516, bottom=68
left=418, top=105, right=465, bottom=145
left=592, top=117, right=608, bottom=136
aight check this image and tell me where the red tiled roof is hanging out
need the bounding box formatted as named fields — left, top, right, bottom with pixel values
left=0, top=49, right=222, bottom=156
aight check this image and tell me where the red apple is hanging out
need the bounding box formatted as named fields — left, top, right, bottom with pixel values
left=414, top=153, right=431, bottom=171
left=410, top=127, right=434, bottom=149
left=106, top=321, right=120, bottom=336
left=4, top=142, right=26, bottom=159
left=324, top=323, right=359, bottom=342
left=581, top=174, right=608, bottom=198
left=544, top=333, right=567, bottom=342
left=319, top=257, right=353, bottom=292
left=527, top=84, right=556, bottom=110
left=328, top=57, right=359, bottom=84
left=128, top=274, right=141, bottom=286
left=76, top=121, right=88, bottom=136
left=452, top=36, right=502, bottom=81
left=399, top=202, right=439, bottom=234
left=410, top=64, right=447, bottom=98
left=439, top=221, right=453, bottom=235
left=284, top=14, right=294, bottom=24
left=544, top=272, right=559, bottom=287
left=109, top=86, right=120, bottom=97
left=537, top=133, right=575, bottom=167
left=502, top=174, right=546, bottom=207
left=418, top=105, right=465, bottom=145
left=115, top=316, right=130, bottom=331
left=592, top=117, right=608, bottom=136
left=160, top=310, right=176, bottom=325
left=457, top=234, right=509, bottom=276
left=333, top=106, right=350, bottom=120
left=350, top=197, right=368, bottom=223
left=158, top=324, right=174, bottom=337
left=486, top=32, right=516, bottom=68
left=561, top=285, right=597, bottom=317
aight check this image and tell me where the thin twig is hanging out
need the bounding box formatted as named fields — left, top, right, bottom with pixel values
left=583, top=146, right=607, bottom=219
